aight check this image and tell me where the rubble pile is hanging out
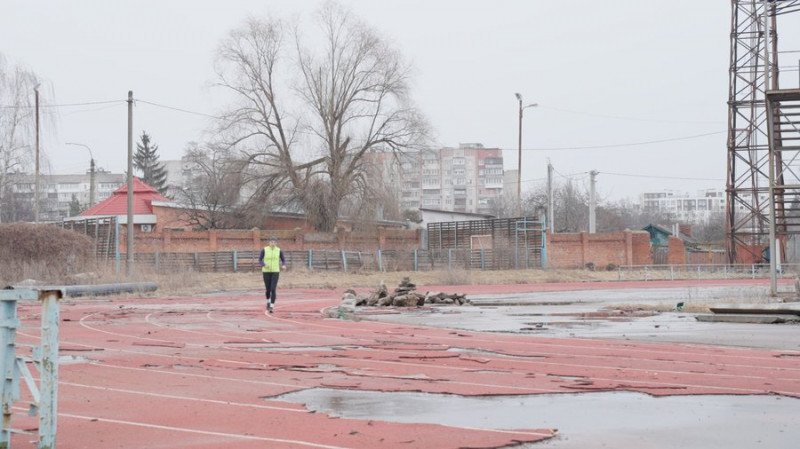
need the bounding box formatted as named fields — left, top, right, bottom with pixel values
left=340, top=277, right=470, bottom=310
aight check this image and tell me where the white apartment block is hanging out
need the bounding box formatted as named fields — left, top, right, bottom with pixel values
left=2, top=171, right=126, bottom=222
left=640, top=189, right=725, bottom=223
left=639, top=188, right=770, bottom=223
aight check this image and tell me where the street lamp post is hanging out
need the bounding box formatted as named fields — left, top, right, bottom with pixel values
left=515, top=93, right=537, bottom=217
left=66, top=142, right=96, bottom=208
left=34, top=85, right=40, bottom=223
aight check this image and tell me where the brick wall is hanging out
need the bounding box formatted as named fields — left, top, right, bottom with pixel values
left=547, top=230, right=651, bottom=269
left=667, top=236, right=686, bottom=265
left=127, top=226, right=661, bottom=269
left=124, top=227, right=423, bottom=253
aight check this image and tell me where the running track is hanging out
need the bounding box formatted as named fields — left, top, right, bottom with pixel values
left=9, top=280, right=800, bottom=448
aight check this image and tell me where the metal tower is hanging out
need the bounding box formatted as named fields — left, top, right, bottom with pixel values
left=726, top=0, right=800, bottom=268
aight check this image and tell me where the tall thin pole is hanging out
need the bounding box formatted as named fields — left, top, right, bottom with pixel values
left=514, top=93, right=537, bottom=218
left=547, top=160, right=554, bottom=232
left=763, top=4, right=777, bottom=296
left=589, top=170, right=598, bottom=233
left=517, top=95, right=523, bottom=217
left=66, top=142, right=96, bottom=207
left=34, top=86, right=40, bottom=223
left=89, top=158, right=96, bottom=207
left=126, top=91, right=134, bottom=276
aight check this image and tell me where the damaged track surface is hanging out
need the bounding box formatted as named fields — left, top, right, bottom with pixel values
left=9, top=280, right=800, bottom=448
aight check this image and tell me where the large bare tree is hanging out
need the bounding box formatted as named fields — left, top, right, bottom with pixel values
left=173, top=143, right=248, bottom=230
left=213, top=2, right=428, bottom=231
left=0, top=56, right=40, bottom=223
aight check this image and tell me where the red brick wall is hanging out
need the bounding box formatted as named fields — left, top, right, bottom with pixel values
left=123, top=227, right=422, bottom=253
left=735, top=244, right=766, bottom=264
left=667, top=236, right=686, bottom=265
left=547, top=230, right=651, bottom=269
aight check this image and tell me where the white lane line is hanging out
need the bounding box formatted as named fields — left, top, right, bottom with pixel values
left=60, top=380, right=305, bottom=412
left=13, top=407, right=351, bottom=449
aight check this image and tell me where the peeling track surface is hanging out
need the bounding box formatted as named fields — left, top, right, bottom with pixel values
left=9, top=280, right=800, bottom=448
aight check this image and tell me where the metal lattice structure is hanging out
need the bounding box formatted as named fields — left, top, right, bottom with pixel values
left=726, top=0, right=800, bottom=265
left=427, top=217, right=545, bottom=269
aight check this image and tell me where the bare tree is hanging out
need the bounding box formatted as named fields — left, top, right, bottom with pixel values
left=213, top=2, right=428, bottom=232
left=0, top=56, right=40, bottom=223
left=692, top=210, right=726, bottom=243
left=523, top=179, right=590, bottom=233
left=173, top=143, right=248, bottom=229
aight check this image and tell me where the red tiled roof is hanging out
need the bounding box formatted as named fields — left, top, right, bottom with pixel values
left=80, top=178, right=170, bottom=216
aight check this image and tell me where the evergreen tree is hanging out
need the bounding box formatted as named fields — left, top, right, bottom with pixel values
left=68, top=194, right=84, bottom=216
left=134, top=131, right=168, bottom=195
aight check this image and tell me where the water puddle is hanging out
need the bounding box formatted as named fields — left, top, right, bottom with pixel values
left=278, top=388, right=800, bottom=448
left=59, top=355, right=89, bottom=365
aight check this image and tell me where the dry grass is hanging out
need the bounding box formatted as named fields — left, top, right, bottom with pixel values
left=102, top=267, right=622, bottom=297
left=0, top=223, right=96, bottom=286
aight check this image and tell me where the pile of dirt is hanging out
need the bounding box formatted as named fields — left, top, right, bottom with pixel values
left=0, top=223, right=95, bottom=285
left=340, top=277, right=469, bottom=310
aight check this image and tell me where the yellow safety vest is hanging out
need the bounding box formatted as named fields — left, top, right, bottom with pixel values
left=262, top=246, right=282, bottom=273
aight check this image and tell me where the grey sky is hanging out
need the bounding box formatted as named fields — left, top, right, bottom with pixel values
left=3, top=0, right=800, bottom=201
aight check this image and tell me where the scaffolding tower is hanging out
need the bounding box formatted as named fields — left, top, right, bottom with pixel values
left=726, top=0, right=800, bottom=273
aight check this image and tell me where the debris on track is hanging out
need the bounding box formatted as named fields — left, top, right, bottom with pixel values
left=338, top=277, right=470, bottom=313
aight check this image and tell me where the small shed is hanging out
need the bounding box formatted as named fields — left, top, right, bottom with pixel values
left=643, top=224, right=698, bottom=248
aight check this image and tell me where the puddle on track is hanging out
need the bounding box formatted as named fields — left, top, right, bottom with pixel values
left=278, top=388, right=800, bottom=448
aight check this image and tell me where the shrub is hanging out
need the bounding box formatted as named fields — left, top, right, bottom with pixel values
left=0, top=223, right=96, bottom=286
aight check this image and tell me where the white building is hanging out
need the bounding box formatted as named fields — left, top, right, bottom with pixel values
left=639, top=188, right=769, bottom=223
left=2, top=171, right=126, bottom=222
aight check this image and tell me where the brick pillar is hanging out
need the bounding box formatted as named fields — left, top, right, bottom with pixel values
left=581, top=231, right=589, bottom=267
left=209, top=229, right=218, bottom=251
left=253, top=228, right=261, bottom=249
left=295, top=231, right=305, bottom=250
left=163, top=228, right=171, bottom=252
left=668, top=236, right=686, bottom=265
left=378, top=228, right=387, bottom=250
left=624, top=229, right=633, bottom=266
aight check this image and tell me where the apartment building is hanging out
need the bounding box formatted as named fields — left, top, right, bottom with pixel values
left=368, top=143, right=505, bottom=216
left=1, top=171, right=126, bottom=222
left=640, top=189, right=733, bottom=223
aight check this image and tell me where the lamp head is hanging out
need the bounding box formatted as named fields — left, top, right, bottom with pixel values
left=514, top=92, right=522, bottom=101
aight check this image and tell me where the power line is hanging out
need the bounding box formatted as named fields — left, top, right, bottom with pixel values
left=0, top=99, right=124, bottom=109
left=539, top=105, right=725, bottom=125
left=506, top=130, right=726, bottom=151
left=600, top=171, right=723, bottom=182
left=136, top=99, right=221, bottom=119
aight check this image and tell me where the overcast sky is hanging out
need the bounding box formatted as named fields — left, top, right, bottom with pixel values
left=3, top=0, right=800, bottom=202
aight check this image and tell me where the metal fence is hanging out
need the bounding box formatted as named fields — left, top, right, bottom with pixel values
left=122, top=247, right=552, bottom=273
left=615, top=263, right=800, bottom=281
left=116, top=250, right=800, bottom=284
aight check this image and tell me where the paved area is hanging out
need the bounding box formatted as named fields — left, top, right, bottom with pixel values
left=8, top=279, right=800, bottom=448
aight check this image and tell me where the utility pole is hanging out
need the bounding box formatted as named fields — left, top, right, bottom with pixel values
left=34, top=85, right=40, bottom=223
left=89, top=158, right=96, bottom=208
left=516, top=94, right=523, bottom=217
left=126, top=91, right=134, bottom=277
left=547, top=160, right=554, bottom=232
left=589, top=170, right=598, bottom=233
left=514, top=93, right=537, bottom=217
left=66, top=142, right=96, bottom=207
